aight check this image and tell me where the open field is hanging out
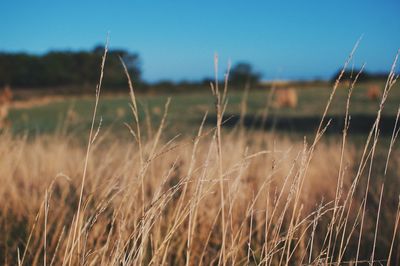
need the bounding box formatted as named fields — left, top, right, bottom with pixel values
left=2, top=0, right=400, bottom=265
left=8, top=81, right=400, bottom=137
left=1, top=72, right=400, bottom=265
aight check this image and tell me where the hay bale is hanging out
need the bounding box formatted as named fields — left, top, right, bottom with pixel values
left=0, top=85, right=12, bottom=104
left=367, top=85, right=381, bottom=101
left=275, top=88, right=298, bottom=108
left=0, top=85, right=13, bottom=129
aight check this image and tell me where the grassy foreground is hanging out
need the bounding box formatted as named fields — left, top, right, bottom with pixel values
left=1, top=53, right=400, bottom=265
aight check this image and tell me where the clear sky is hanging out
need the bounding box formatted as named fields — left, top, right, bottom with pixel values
left=1, top=1, right=399, bottom=82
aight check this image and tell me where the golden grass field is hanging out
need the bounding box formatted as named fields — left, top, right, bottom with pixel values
left=1, top=49, right=400, bottom=265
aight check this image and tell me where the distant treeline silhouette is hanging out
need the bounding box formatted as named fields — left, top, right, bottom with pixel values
left=0, top=46, right=394, bottom=92
left=0, top=50, right=265, bottom=91
left=331, top=69, right=392, bottom=83
left=0, top=46, right=141, bottom=89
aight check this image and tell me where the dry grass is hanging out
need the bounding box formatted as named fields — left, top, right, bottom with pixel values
left=1, top=46, right=400, bottom=265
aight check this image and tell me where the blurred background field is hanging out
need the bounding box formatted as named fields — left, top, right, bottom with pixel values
left=8, top=81, right=400, bottom=138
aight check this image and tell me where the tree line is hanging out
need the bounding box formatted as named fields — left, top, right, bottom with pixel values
left=330, top=69, right=393, bottom=83
left=1, top=45, right=392, bottom=93
left=0, top=46, right=264, bottom=91
left=0, top=46, right=141, bottom=89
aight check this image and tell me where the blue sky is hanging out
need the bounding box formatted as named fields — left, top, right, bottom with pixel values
left=1, top=1, right=399, bottom=82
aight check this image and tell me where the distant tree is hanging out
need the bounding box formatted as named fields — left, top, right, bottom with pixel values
left=201, top=77, right=214, bottom=86
left=229, top=62, right=261, bottom=87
